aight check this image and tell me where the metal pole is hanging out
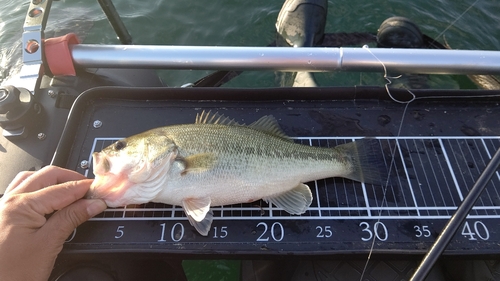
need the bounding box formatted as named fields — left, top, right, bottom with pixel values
left=410, top=148, right=500, bottom=281
left=97, top=0, right=133, bottom=45
left=19, top=0, right=53, bottom=92
left=69, top=45, right=500, bottom=74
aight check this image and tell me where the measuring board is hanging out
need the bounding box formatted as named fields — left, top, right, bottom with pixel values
left=54, top=86, right=500, bottom=255
left=64, top=136, right=499, bottom=254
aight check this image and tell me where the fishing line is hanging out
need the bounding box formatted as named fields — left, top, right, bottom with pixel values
left=361, top=45, right=416, bottom=105
left=433, top=0, right=480, bottom=43
left=358, top=42, right=500, bottom=280
left=359, top=45, right=414, bottom=280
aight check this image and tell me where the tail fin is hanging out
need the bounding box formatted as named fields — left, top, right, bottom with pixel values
left=338, top=138, right=389, bottom=185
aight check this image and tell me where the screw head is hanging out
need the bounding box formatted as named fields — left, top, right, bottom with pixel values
left=0, top=89, right=7, bottom=102
left=47, top=90, right=57, bottom=98
left=80, top=160, right=89, bottom=169
left=93, top=120, right=102, bottom=128
left=37, top=132, right=46, bottom=140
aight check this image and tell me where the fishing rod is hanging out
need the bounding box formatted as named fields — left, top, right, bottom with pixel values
left=410, top=147, right=500, bottom=280
left=69, top=44, right=500, bottom=75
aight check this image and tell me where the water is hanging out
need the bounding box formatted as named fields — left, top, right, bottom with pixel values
left=1, top=0, right=499, bottom=87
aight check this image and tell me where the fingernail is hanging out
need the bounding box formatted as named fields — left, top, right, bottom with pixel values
left=86, top=199, right=107, bottom=217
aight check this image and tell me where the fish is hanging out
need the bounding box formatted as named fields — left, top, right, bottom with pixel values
left=88, top=111, right=387, bottom=236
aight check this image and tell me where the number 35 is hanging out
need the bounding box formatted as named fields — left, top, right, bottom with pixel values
left=414, top=225, right=431, bottom=238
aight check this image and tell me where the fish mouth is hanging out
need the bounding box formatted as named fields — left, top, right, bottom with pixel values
left=88, top=152, right=131, bottom=207
left=92, top=152, right=110, bottom=174
left=88, top=173, right=132, bottom=207
left=84, top=188, right=94, bottom=199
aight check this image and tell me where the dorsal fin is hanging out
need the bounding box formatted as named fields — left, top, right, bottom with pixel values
left=195, top=111, right=292, bottom=141
left=195, top=110, right=243, bottom=126
left=248, top=115, right=292, bottom=141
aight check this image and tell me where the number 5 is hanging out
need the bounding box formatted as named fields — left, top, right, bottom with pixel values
left=115, top=225, right=125, bottom=239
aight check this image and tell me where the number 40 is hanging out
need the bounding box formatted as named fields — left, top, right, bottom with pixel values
left=462, top=221, right=489, bottom=241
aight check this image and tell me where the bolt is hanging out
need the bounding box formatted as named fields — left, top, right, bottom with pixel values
left=80, top=160, right=89, bottom=169
left=47, top=90, right=56, bottom=98
left=37, top=132, right=46, bottom=140
left=93, top=120, right=102, bottom=128
left=181, top=83, right=194, bottom=88
left=0, top=89, right=7, bottom=102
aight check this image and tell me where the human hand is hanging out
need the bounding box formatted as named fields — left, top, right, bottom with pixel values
left=0, top=166, right=107, bottom=281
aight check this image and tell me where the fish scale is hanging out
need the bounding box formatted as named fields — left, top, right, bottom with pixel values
left=163, top=126, right=314, bottom=193
left=89, top=112, right=387, bottom=235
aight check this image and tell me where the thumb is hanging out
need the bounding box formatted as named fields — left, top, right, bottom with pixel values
left=43, top=199, right=107, bottom=242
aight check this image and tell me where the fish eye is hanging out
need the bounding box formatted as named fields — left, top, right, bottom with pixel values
left=114, top=140, right=127, bottom=151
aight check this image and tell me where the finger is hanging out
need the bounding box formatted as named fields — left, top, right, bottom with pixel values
left=4, top=171, right=35, bottom=194
left=26, top=179, right=94, bottom=216
left=12, top=166, right=87, bottom=194
left=42, top=198, right=107, bottom=243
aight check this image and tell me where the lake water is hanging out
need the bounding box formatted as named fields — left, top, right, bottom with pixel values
left=1, top=0, right=499, bottom=88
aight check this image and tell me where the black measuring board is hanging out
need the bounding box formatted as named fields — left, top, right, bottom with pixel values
left=53, top=86, right=500, bottom=255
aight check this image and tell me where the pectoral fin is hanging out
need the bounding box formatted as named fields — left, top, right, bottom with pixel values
left=178, top=153, right=217, bottom=175
left=182, top=197, right=213, bottom=236
left=263, top=183, right=313, bottom=215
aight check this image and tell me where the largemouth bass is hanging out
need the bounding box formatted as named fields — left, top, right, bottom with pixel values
left=88, top=111, right=387, bottom=236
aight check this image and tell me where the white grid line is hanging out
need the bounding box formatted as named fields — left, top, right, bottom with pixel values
left=440, top=139, right=464, bottom=201
left=86, top=136, right=500, bottom=221
left=397, top=140, right=420, bottom=216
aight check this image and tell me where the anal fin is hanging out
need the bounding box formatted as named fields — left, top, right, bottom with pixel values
left=263, top=183, right=312, bottom=215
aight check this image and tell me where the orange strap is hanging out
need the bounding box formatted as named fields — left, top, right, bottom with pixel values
left=44, top=33, right=80, bottom=76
